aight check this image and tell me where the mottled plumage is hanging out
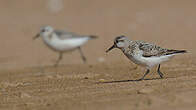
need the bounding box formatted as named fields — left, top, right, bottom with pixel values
left=106, top=35, right=187, bottom=80
left=128, top=40, right=186, bottom=57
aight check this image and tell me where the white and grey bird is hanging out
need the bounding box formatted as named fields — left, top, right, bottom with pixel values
left=34, top=26, right=97, bottom=66
left=106, top=35, right=187, bottom=80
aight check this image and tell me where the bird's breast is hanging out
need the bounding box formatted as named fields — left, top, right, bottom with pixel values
left=43, top=37, right=89, bottom=52
left=123, top=51, right=148, bottom=67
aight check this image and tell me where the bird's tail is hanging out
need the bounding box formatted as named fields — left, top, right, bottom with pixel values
left=166, top=49, right=187, bottom=55
left=89, top=35, right=98, bottom=39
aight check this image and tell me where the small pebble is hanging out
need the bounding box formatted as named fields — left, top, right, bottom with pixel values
left=99, top=79, right=105, bottom=82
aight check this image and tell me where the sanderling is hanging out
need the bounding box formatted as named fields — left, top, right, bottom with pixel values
left=34, top=26, right=97, bottom=66
left=106, top=35, right=187, bottom=80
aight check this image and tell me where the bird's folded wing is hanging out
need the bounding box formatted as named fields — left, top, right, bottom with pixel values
left=55, top=30, right=85, bottom=40
left=138, top=41, right=167, bottom=57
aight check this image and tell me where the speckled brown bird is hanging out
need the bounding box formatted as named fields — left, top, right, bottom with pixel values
left=106, top=35, right=187, bottom=80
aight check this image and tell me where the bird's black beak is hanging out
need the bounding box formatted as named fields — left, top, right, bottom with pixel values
left=33, top=33, right=40, bottom=40
left=106, top=44, right=116, bottom=53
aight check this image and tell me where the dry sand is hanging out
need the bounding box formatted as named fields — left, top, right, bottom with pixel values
left=0, top=0, right=196, bottom=110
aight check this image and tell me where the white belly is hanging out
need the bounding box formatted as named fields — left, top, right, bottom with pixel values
left=44, top=37, right=89, bottom=52
left=130, top=54, right=173, bottom=68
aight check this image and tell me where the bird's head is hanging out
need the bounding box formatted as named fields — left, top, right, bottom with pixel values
left=106, top=35, right=129, bottom=53
left=33, top=26, right=54, bottom=40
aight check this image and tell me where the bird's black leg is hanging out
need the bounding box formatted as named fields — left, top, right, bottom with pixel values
left=138, top=69, right=150, bottom=81
left=78, top=47, right=87, bottom=63
left=157, top=64, right=164, bottom=78
left=54, top=52, right=63, bottom=67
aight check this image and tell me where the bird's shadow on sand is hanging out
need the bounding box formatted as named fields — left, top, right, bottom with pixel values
left=97, top=77, right=175, bottom=84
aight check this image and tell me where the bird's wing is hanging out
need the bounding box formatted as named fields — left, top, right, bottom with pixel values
left=137, top=41, right=168, bottom=57
left=54, top=30, right=85, bottom=40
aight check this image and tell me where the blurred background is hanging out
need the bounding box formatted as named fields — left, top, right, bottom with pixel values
left=0, top=0, right=195, bottom=69
left=1, top=1, right=196, bottom=110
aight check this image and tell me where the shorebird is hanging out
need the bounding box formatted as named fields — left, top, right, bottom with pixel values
left=34, top=26, right=97, bottom=66
left=106, top=35, right=187, bottom=80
